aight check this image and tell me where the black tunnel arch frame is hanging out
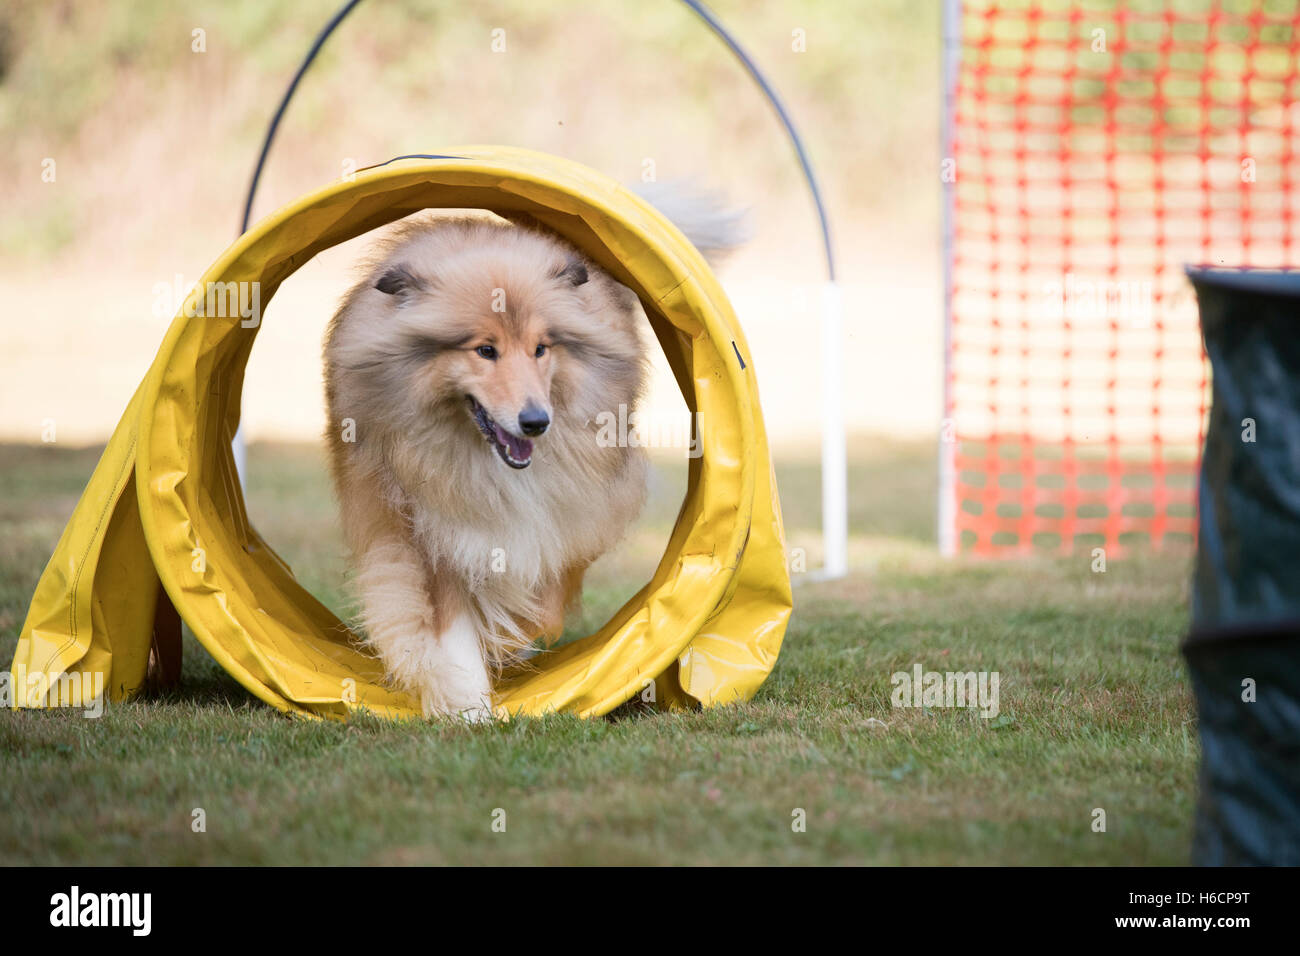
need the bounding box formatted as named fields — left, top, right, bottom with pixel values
left=239, top=0, right=835, bottom=282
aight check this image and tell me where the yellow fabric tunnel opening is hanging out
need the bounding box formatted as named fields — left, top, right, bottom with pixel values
left=11, top=147, right=793, bottom=721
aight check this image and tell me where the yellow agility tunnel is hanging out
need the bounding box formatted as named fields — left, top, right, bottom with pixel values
left=11, top=147, right=793, bottom=721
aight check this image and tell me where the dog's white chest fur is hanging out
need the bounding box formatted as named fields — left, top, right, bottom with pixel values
left=406, top=440, right=647, bottom=623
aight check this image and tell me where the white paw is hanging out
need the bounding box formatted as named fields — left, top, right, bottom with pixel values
left=414, top=614, right=494, bottom=720
left=457, top=704, right=497, bottom=724
left=420, top=690, right=495, bottom=721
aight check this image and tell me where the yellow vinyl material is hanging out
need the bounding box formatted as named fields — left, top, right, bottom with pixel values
left=10, top=147, right=793, bottom=720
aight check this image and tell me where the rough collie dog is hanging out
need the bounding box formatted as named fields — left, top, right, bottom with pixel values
left=323, top=186, right=743, bottom=719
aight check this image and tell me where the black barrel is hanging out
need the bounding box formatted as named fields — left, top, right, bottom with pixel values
left=1185, top=266, right=1300, bottom=866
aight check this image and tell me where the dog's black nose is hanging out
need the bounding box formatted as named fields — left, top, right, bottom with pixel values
left=519, top=406, right=550, bottom=436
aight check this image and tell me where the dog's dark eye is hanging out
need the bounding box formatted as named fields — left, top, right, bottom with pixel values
left=535, top=344, right=547, bottom=358
left=476, top=345, right=498, bottom=360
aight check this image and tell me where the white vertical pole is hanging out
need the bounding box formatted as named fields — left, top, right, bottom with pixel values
left=938, top=0, right=962, bottom=557
left=821, top=280, right=848, bottom=578
left=232, top=423, right=248, bottom=488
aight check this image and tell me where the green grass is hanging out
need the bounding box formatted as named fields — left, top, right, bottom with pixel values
left=0, top=440, right=1197, bottom=865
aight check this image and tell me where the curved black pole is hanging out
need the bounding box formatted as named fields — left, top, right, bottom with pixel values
left=239, top=0, right=364, bottom=234
left=238, top=0, right=835, bottom=282
left=676, top=0, right=834, bottom=280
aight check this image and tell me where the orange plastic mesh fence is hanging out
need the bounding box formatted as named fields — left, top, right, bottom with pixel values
left=945, top=0, right=1299, bottom=554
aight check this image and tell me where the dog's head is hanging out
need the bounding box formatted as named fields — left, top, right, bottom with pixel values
left=330, top=218, right=645, bottom=471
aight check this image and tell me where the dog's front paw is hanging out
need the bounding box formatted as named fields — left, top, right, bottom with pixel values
left=457, top=703, right=497, bottom=724
left=420, top=691, right=496, bottom=722
left=415, top=643, right=494, bottom=722
left=367, top=612, right=494, bottom=722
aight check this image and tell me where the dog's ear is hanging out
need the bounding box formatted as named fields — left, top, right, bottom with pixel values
left=552, top=257, right=589, bottom=287
left=375, top=264, right=422, bottom=297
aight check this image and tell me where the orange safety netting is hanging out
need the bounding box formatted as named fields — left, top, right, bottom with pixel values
left=945, top=0, right=1300, bottom=555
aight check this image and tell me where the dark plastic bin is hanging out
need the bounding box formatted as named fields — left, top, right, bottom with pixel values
left=1185, top=266, right=1300, bottom=866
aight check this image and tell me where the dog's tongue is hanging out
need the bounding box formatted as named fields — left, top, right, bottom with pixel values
left=494, top=424, right=533, bottom=461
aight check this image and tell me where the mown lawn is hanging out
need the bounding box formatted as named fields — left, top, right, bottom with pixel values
left=0, top=439, right=1197, bottom=865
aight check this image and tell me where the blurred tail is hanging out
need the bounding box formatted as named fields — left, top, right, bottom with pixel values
left=632, top=180, right=752, bottom=267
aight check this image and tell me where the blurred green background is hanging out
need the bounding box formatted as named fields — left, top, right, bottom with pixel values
left=0, top=0, right=939, bottom=269
left=0, top=0, right=947, bottom=448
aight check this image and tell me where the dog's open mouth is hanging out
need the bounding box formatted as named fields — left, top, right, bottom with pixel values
left=467, top=397, right=534, bottom=469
